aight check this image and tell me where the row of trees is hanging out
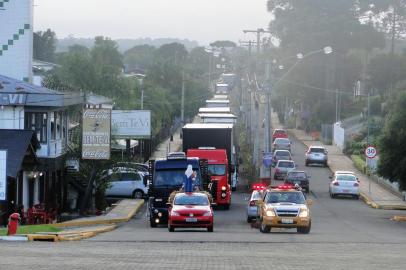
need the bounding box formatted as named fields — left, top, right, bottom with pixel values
left=36, top=32, right=212, bottom=140
left=264, top=1, right=406, bottom=190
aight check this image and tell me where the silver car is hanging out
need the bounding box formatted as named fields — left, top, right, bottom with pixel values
left=305, top=146, right=328, bottom=167
left=247, top=190, right=263, bottom=222
left=105, top=168, right=148, bottom=199
left=273, top=138, right=292, bottom=152
left=329, top=171, right=360, bottom=199
left=274, top=160, right=296, bottom=180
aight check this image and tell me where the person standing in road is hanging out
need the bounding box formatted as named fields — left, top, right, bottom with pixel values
left=183, top=165, right=196, bottom=192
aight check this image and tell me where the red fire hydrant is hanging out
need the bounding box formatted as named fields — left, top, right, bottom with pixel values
left=7, top=213, right=20, bottom=236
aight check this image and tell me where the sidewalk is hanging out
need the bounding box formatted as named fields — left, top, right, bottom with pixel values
left=271, top=113, right=406, bottom=210
left=54, top=199, right=144, bottom=227
left=151, top=116, right=200, bottom=159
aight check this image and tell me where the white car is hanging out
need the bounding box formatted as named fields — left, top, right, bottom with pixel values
left=329, top=171, right=359, bottom=199
left=105, top=168, right=148, bottom=199
left=273, top=160, right=296, bottom=180
left=305, top=146, right=328, bottom=167
left=246, top=190, right=263, bottom=223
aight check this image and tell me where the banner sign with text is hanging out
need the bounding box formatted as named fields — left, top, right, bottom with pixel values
left=82, top=108, right=111, bottom=160
left=0, top=150, right=7, bottom=201
left=111, top=110, right=151, bottom=139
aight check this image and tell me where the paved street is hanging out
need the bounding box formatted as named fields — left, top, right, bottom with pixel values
left=1, top=135, right=405, bottom=269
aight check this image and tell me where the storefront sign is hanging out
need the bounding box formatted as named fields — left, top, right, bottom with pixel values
left=111, top=110, right=151, bottom=139
left=0, top=93, right=27, bottom=105
left=0, top=150, right=7, bottom=201
left=82, top=108, right=111, bottom=160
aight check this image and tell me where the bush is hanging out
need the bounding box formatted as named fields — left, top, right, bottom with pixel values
left=351, top=155, right=366, bottom=174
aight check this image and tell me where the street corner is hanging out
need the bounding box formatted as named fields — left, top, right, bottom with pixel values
left=360, top=193, right=380, bottom=209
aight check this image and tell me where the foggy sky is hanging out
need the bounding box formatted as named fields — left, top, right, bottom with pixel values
left=34, top=0, right=271, bottom=45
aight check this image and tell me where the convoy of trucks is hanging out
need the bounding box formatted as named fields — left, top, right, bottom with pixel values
left=147, top=73, right=238, bottom=226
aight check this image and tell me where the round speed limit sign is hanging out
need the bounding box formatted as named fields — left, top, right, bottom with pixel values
left=365, top=146, right=377, bottom=159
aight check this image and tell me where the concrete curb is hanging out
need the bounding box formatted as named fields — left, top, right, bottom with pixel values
left=359, top=193, right=380, bottom=209
left=54, top=199, right=144, bottom=228
left=57, top=225, right=117, bottom=241
left=287, top=129, right=406, bottom=210
left=392, top=216, right=406, bottom=222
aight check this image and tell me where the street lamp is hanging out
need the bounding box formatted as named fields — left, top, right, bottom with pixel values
left=273, top=46, right=333, bottom=87
left=133, top=73, right=146, bottom=109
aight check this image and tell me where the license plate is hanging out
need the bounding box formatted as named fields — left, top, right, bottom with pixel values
left=342, top=189, right=350, bottom=193
left=281, top=218, right=293, bottom=224
left=186, top=218, right=197, bottom=222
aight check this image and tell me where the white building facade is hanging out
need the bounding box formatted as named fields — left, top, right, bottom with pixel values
left=0, top=0, right=33, bottom=82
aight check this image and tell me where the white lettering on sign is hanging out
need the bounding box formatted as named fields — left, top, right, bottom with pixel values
left=83, top=110, right=110, bottom=119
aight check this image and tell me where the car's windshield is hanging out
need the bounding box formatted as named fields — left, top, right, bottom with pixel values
left=251, top=191, right=263, bottom=200
left=265, top=192, right=305, bottom=204
left=274, top=130, right=287, bottom=135
left=336, top=174, right=357, bottom=181
left=154, top=169, right=200, bottom=187
left=278, top=161, right=295, bottom=168
left=310, top=148, right=325, bottom=153
left=275, top=151, right=290, bottom=157
left=275, top=139, right=290, bottom=144
left=208, top=164, right=226, bottom=176
left=288, top=172, right=306, bottom=179
left=174, top=194, right=209, bottom=205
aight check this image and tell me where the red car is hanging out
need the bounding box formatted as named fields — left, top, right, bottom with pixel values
left=272, top=129, right=288, bottom=142
left=168, top=192, right=214, bottom=232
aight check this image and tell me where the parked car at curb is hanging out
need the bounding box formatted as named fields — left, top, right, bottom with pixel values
left=273, top=138, right=292, bottom=152
left=284, top=170, right=310, bottom=193
left=272, top=150, right=292, bottom=167
left=105, top=167, right=148, bottom=199
left=272, top=129, right=288, bottom=142
left=329, top=171, right=360, bottom=199
left=305, top=146, right=328, bottom=167
left=274, top=160, right=296, bottom=180
left=168, top=192, right=214, bottom=232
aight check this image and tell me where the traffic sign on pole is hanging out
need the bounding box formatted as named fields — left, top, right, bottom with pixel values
left=365, top=146, right=377, bottom=159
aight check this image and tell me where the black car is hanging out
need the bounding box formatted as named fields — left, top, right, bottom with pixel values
left=284, top=170, right=310, bottom=193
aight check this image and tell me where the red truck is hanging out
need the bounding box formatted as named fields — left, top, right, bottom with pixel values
left=187, top=148, right=231, bottom=209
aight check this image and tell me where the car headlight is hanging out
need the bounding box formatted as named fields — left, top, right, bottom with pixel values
left=266, top=210, right=275, bottom=217
left=203, top=211, right=212, bottom=217
left=171, top=211, right=180, bottom=216
left=221, top=186, right=226, bottom=191
left=299, top=209, right=309, bottom=217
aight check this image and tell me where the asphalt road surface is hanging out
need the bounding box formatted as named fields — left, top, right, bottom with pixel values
left=1, top=136, right=405, bottom=269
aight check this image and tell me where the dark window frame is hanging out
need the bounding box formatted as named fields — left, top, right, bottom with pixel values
left=24, top=112, right=48, bottom=143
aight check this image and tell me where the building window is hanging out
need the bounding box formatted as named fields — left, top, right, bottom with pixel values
left=50, top=112, right=55, bottom=140
left=25, top=112, right=47, bottom=143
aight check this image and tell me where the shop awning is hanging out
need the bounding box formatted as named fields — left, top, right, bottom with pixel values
left=0, top=130, right=40, bottom=178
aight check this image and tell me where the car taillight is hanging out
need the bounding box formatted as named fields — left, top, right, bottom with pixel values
left=353, top=182, right=359, bottom=187
left=249, top=200, right=256, bottom=207
left=333, top=182, right=339, bottom=186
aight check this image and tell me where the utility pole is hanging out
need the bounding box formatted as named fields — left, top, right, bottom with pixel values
left=242, top=28, right=271, bottom=57
left=181, top=70, right=185, bottom=126
left=239, top=40, right=258, bottom=56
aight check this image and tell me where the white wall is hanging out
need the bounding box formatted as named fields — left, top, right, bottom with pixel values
left=0, top=106, right=25, bottom=129
left=0, top=0, right=33, bottom=82
left=333, top=122, right=346, bottom=151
